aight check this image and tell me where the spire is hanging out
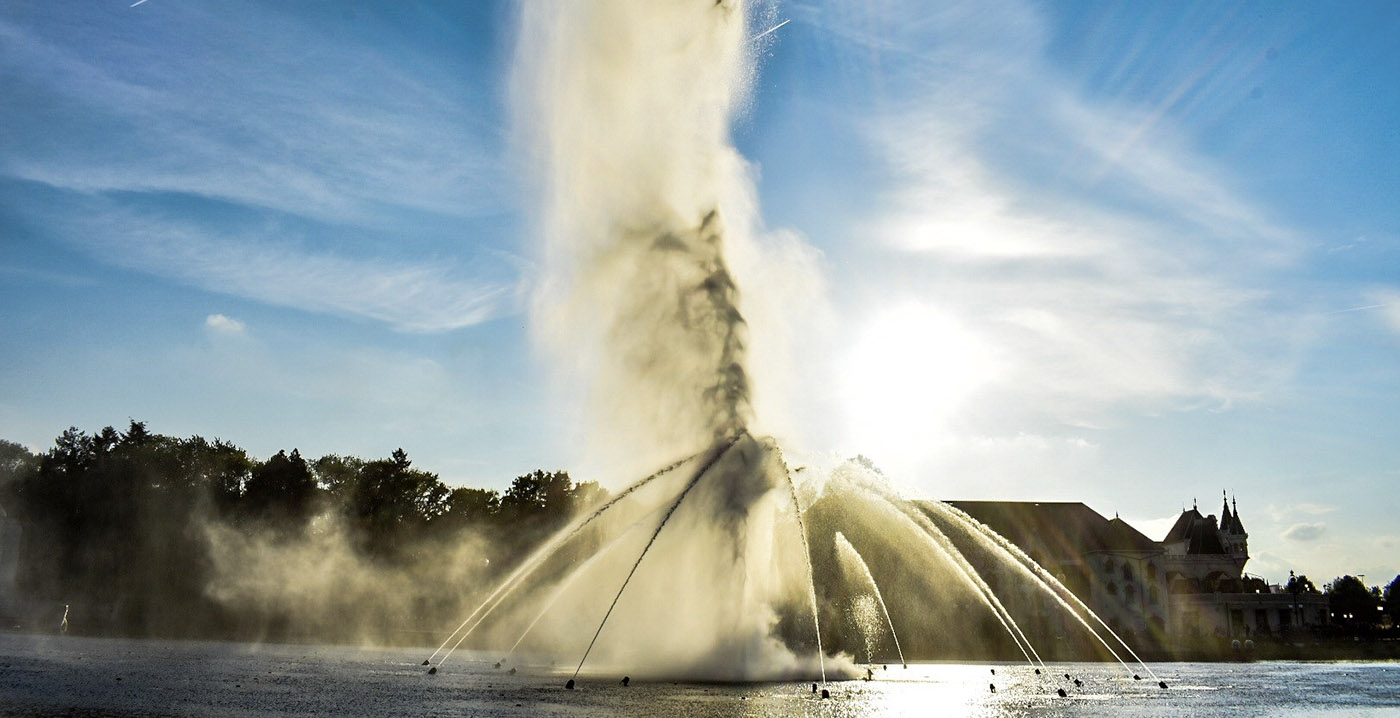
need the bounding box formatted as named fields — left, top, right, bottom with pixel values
left=1231, top=494, right=1245, bottom=534
left=1221, top=490, right=1234, bottom=532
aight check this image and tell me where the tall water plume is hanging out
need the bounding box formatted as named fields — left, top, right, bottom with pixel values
left=516, top=0, right=759, bottom=474
left=447, top=0, right=1166, bottom=689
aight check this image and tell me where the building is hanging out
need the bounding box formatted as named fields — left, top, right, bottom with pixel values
left=935, top=494, right=1327, bottom=648
left=938, top=501, right=1170, bottom=643
left=1162, top=495, right=1328, bottom=639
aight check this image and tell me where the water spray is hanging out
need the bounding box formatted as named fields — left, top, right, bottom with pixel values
left=833, top=532, right=907, bottom=669
left=425, top=451, right=701, bottom=671
left=778, top=463, right=828, bottom=687
left=568, top=435, right=742, bottom=687
left=930, top=502, right=1163, bottom=684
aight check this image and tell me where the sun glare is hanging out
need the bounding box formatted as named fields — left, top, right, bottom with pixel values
left=840, top=303, right=996, bottom=466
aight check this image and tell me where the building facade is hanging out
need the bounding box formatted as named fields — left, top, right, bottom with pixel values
left=939, top=494, right=1327, bottom=647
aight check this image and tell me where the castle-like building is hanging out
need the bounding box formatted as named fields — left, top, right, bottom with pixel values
left=939, top=493, right=1327, bottom=647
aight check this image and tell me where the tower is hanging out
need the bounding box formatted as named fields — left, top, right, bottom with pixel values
left=1219, top=492, right=1249, bottom=560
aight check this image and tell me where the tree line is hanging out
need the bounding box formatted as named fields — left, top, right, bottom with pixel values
left=0, top=422, right=605, bottom=641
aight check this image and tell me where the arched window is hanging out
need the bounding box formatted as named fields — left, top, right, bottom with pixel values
left=1104, top=558, right=1116, bottom=574
left=1147, top=562, right=1158, bottom=581
left=1122, top=564, right=1134, bottom=583
left=1125, top=583, right=1136, bottom=602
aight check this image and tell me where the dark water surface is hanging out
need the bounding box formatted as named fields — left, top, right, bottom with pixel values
left=2, top=634, right=1397, bottom=716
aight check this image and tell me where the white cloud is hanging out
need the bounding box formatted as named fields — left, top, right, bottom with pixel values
left=204, top=314, right=246, bottom=336
left=1282, top=522, right=1326, bottom=542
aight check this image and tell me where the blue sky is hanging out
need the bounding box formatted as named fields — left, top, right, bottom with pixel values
left=2, top=0, right=1397, bottom=586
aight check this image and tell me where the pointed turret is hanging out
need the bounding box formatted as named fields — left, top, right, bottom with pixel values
left=1220, top=491, right=1235, bottom=532
left=1218, top=493, right=1249, bottom=562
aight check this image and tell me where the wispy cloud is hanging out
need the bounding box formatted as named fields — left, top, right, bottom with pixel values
left=0, top=3, right=522, bottom=332
left=71, top=209, right=517, bottom=333
left=0, top=5, right=507, bottom=223
left=801, top=0, right=1306, bottom=458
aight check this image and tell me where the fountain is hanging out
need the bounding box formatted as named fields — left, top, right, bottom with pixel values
left=419, top=0, right=1169, bottom=695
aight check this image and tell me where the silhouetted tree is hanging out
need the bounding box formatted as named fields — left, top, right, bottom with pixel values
left=0, top=439, right=38, bottom=488
left=244, top=449, right=316, bottom=523
left=1286, top=572, right=1318, bottom=595
left=348, top=448, right=450, bottom=557
left=502, top=469, right=573, bottom=517
left=3, top=422, right=604, bottom=642
left=443, top=487, right=500, bottom=526
left=311, top=454, right=364, bottom=499
left=1385, top=575, right=1400, bottom=626
left=1326, top=575, right=1380, bottom=628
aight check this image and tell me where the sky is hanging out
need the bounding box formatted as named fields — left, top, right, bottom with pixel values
left=1, top=0, right=1397, bottom=587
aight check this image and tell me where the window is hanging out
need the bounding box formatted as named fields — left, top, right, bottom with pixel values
left=1146, top=562, right=1158, bottom=581
left=1104, top=558, right=1115, bottom=574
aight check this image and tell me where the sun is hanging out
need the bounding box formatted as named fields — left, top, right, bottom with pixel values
left=838, top=302, right=997, bottom=468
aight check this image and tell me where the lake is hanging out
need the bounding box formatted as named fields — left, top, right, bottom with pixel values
left=2, top=634, right=1397, bottom=716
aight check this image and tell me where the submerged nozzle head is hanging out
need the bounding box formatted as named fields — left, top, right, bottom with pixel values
left=1034, top=668, right=1041, bottom=675
left=494, top=662, right=501, bottom=669
left=565, top=679, right=575, bottom=690
left=821, top=688, right=830, bottom=699
left=1057, top=688, right=1067, bottom=698
left=1159, top=681, right=1168, bottom=689
left=989, top=683, right=996, bottom=693
left=811, top=683, right=817, bottom=693
left=427, top=666, right=437, bottom=675
left=1133, top=674, right=1142, bottom=681
left=421, top=660, right=429, bottom=666
left=621, top=676, right=629, bottom=686
left=1074, top=679, right=1082, bottom=687
left=1064, top=673, right=1071, bottom=680
left=508, top=668, right=516, bottom=675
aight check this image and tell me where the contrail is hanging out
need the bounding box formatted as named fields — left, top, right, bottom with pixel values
left=130, top=0, right=149, bottom=7
left=751, top=18, right=790, bottom=41
left=1326, top=303, right=1389, bottom=315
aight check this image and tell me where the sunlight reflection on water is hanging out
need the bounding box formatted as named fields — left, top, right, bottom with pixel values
left=2, top=636, right=1398, bottom=717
